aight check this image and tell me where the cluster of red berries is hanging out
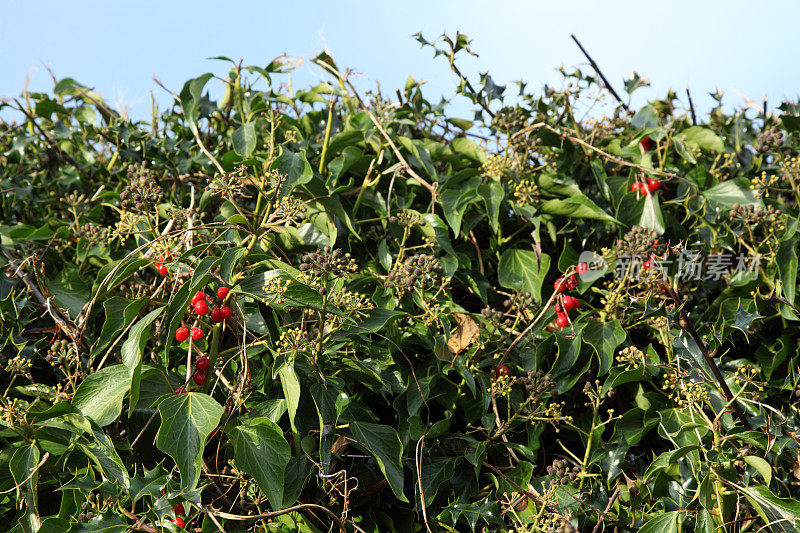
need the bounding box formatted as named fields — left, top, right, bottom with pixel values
left=192, top=355, right=210, bottom=386
left=173, top=503, right=185, bottom=527
left=174, top=286, right=233, bottom=343
left=552, top=271, right=581, bottom=328
left=629, top=176, right=661, bottom=195
left=154, top=252, right=175, bottom=276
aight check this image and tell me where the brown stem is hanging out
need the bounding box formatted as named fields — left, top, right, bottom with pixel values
left=120, top=508, right=157, bottom=533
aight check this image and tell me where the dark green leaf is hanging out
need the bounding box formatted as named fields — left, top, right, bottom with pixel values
left=156, top=393, right=224, bottom=491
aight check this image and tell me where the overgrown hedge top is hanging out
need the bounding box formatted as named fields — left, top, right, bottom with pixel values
left=1, top=33, right=800, bottom=532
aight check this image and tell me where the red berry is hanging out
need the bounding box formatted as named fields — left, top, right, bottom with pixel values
left=195, top=356, right=210, bottom=372
left=630, top=182, right=641, bottom=192
left=643, top=257, right=653, bottom=272
left=576, top=262, right=588, bottom=275
left=157, top=264, right=168, bottom=276
left=554, top=278, right=566, bottom=293
left=640, top=136, right=656, bottom=151
left=173, top=516, right=185, bottom=528
left=646, top=177, right=661, bottom=192
left=175, top=326, right=190, bottom=342
left=209, top=308, right=223, bottom=323
left=556, top=313, right=569, bottom=328
left=496, top=364, right=510, bottom=378
left=193, top=370, right=207, bottom=386
left=191, top=291, right=206, bottom=306
left=660, top=283, right=669, bottom=292
left=554, top=302, right=563, bottom=313
left=564, top=275, right=578, bottom=290
left=190, top=327, right=203, bottom=340
left=193, top=300, right=209, bottom=316
left=217, top=287, right=230, bottom=300
left=220, top=306, right=232, bottom=319
left=562, top=295, right=580, bottom=310
left=174, top=502, right=185, bottom=516
left=174, top=386, right=187, bottom=394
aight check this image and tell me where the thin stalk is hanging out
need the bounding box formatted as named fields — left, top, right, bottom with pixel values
left=318, top=96, right=338, bottom=174
left=579, top=399, right=600, bottom=489
left=202, top=323, right=222, bottom=394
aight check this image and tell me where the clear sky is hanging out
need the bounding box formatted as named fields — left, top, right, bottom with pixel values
left=2, top=0, right=798, bottom=122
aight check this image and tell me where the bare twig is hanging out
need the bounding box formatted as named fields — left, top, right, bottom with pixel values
left=591, top=487, right=620, bottom=533
left=510, top=122, right=690, bottom=185
left=0, top=452, right=49, bottom=495
left=205, top=502, right=368, bottom=533
left=1, top=246, right=77, bottom=339
left=686, top=88, right=697, bottom=126
left=120, top=508, right=158, bottom=533
left=570, top=35, right=629, bottom=111
left=416, top=436, right=432, bottom=533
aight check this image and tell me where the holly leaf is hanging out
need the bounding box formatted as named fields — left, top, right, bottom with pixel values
left=731, top=301, right=760, bottom=341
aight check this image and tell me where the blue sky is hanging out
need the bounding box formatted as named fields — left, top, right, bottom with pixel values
left=2, top=1, right=798, bottom=122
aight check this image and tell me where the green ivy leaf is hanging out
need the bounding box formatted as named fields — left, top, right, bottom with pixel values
left=744, top=455, right=772, bottom=486
left=582, top=320, right=626, bottom=376
left=703, top=178, right=763, bottom=209
left=73, top=364, right=130, bottom=427
left=156, top=393, right=224, bottom=491
left=540, top=195, right=618, bottom=223
left=678, top=126, right=725, bottom=152
left=122, top=307, right=164, bottom=415
left=478, top=182, right=504, bottom=232
left=741, top=484, right=800, bottom=532
left=639, top=192, right=665, bottom=235
left=497, top=248, right=551, bottom=304
left=76, top=425, right=130, bottom=488
left=271, top=149, right=312, bottom=197
left=232, top=122, right=257, bottom=157
left=639, top=510, right=682, bottom=533
left=92, top=297, right=148, bottom=357
left=179, top=73, right=213, bottom=136
left=350, top=421, right=407, bottom=502
left=10, top=444, right=40, bottom=531
left=231, top=418, right=292, bottom=511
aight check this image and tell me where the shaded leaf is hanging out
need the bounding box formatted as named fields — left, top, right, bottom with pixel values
left=156, top=393, right=224, bottom=491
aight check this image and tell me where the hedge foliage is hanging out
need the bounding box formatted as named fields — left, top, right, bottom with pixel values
left=2, top=33, right=800, bottom=532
